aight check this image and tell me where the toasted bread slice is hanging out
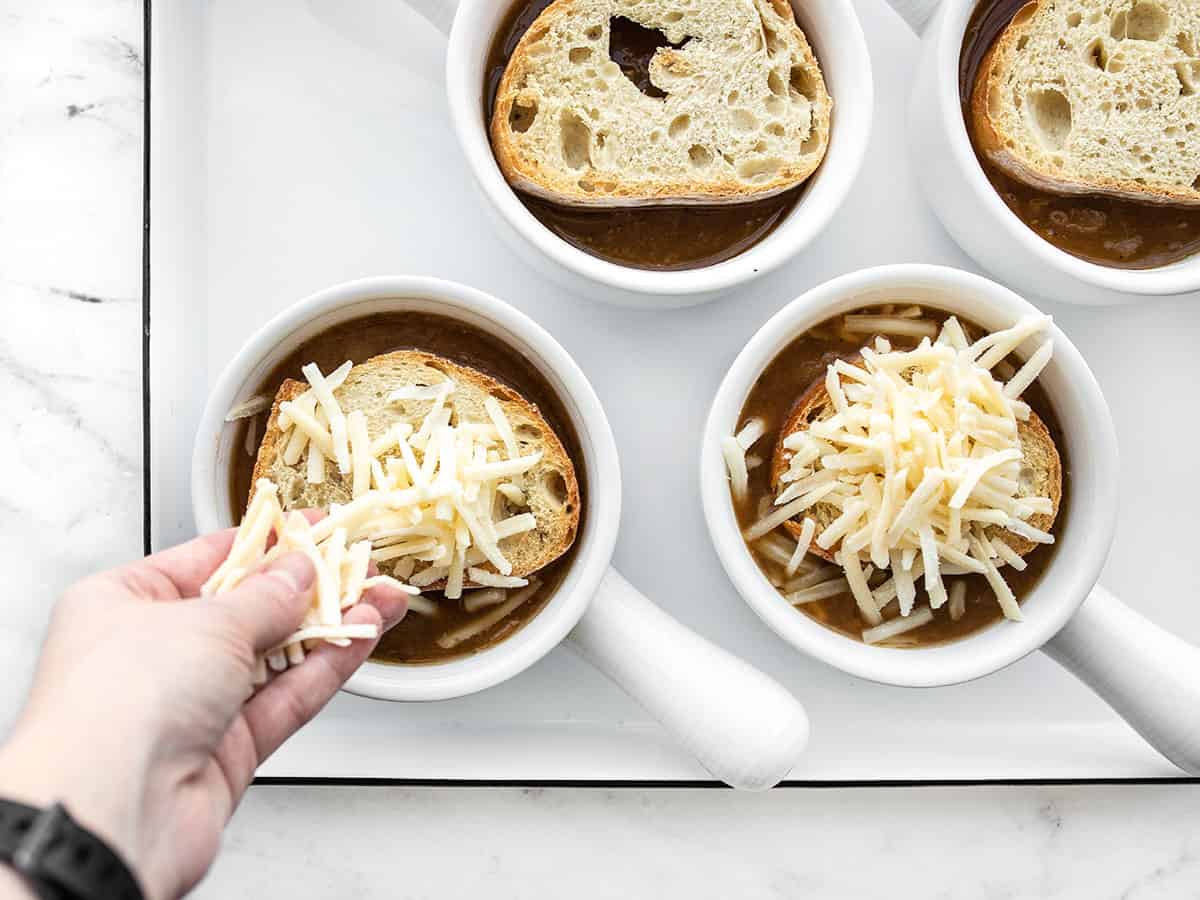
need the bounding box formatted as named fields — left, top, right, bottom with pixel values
left=770, top=368, right=1062, bottom=561
left=251, top=350, right=581, bottom=586
left=490, top=0, right=831, bottom=207
left=971, top=0, right=1200, bottom=206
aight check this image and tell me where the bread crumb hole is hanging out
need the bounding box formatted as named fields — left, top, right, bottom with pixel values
left=1066, top=12, right=1082, bottom=27
left=508, top=98, right=538, bottom=134
left=1109, top=10, right=1127, bottom=39
left=665, top=10, right=683, bottom=22
left=768, top=69, right=786, bottom=97
left=1125, top=1, right=1168, bottom=41
left=766, top=122, right=785, bottom=137
left=543, top=470, right=569, bottom=507
left=1176, top=62, right=1199, bottom=96
left=585, top=25, right=603, bottom=40
left=668, top=114, right=691, bottom=138
left=1017, top=35, right=1030, bottom=51
left=1193, top=175, right=1200, bottom=190
left=732, top=109, right=758, bottom=132
left=987, top=85, right=1004, bottom=119
left=559, top=111, right=592, bottom=170
left=688, top=144, right=712, bottom=167
left=727, top=89, right=740, bottom=105
left=801, top=131, right=821, bottom=154
left=1177, top=33, right=1197, bottom=56
left=762, top=21, right=784, bottom=56
left=578, top=179, right=596, bottom=192
left=737, top=156, right=782, bottom=181
left=1085, top=38, right=1108, bottom=70
left=607, top=16, right=678, bottom=99
left=1106, top=55, right=1125, bottom=73
left=569, top=47, right=592, bottom=63
left=514, top=423, right=542, bottom=442
left=789, top=65, right=818, bottom=101
left=765, top=95, right=786, bottom=116
left=1027, top=87, right=1072, bottom=150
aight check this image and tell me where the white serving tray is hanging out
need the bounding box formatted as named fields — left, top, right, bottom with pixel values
left=148, top=0, right=1200, bottom=783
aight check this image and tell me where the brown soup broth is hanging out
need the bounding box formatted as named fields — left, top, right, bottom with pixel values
left=228, top=312, right=586, bottom=665
left=734, top=305, right=1070, bottom=647
left=483, top=0, right=805, bottom=271
left=959, top=0, right=1200, bottom=269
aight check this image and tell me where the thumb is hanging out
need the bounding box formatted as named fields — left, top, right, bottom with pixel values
left=209, top=552, right=315, bottom=653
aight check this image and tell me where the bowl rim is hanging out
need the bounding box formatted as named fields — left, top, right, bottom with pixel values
left=933, top=0, right=1200, bottom=298
left=699, top=263, right=1120, bottom=687
left=191, top=275, right=622, bottom=701
left=444, top=0, right=875, bottom=298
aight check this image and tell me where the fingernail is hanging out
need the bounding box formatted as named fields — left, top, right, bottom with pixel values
left=266, top=552, right=314, bottom=593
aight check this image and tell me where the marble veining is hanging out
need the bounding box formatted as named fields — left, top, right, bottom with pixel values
left=1, top=1, right=1198, bottom=897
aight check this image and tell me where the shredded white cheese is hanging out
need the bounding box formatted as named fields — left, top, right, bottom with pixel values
left=225, top=395, right=272, bottom=422
left=731, top=308, right=1057, bottom=639
left=201, top=479, right=419, bottom=686
left=268, top=362, right=547, bottom=603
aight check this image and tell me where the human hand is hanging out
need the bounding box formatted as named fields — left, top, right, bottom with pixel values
left=0, top=529, right=408, bottom=900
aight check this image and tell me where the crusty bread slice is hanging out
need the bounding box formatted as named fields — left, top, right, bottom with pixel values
left=769, top=368, right=1062, bottom=561
left=250, top=350, right=581, bottom=587
left=972, top=0, right=1200, bottom=205
left=490, top=0, right=831, bottom=207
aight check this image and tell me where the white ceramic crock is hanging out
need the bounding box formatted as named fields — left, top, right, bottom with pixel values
left=193, top=276, right=809, bottom=790
left=701, top=264, right=1200, bottom=774
left=398, top=0, right=873, bottom=308
left=886, top=0, right=1200, bottom=306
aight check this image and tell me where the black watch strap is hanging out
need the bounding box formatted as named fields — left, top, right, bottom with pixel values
left=0, top=800, right=142, bottom=900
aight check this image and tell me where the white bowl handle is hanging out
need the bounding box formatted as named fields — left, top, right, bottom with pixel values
left=885, top=0, right=942, bottom=32
left=403, top=0, right=458, bottom=35
left=1043, top=585, right=1200, bottom=774
left=567, top=568, right=810, bottom=790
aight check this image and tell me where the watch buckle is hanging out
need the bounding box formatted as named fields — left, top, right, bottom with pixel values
left=12, top=802, right=67, bottom=876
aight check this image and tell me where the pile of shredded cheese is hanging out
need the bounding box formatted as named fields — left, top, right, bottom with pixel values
left=267, top=361, right=546, bottom=599
left=202, top=479, right=417, bottom=685
left=725, top=308, right=1058, bottom=644
left=221, top=360, right=552, bottom=665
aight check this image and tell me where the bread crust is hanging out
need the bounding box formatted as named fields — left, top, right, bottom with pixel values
left=249, top=350, right=581, bottom=588
left=489, top=0, right=832, bottom=206
left=769, top=363, right=1062, bottom=561
left=970, top=0, right=1200, bottom=207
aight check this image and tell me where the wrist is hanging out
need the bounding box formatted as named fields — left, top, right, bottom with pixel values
left=0, top=868, right=34, bottom=900
left=0, top=722, right=147, bottom=890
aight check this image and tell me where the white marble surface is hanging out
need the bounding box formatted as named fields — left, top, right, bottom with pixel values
left=2, top=0, right=1200, bottom=897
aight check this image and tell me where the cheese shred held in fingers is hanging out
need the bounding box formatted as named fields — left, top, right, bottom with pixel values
left=204, top=479, right=407, bottom=688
